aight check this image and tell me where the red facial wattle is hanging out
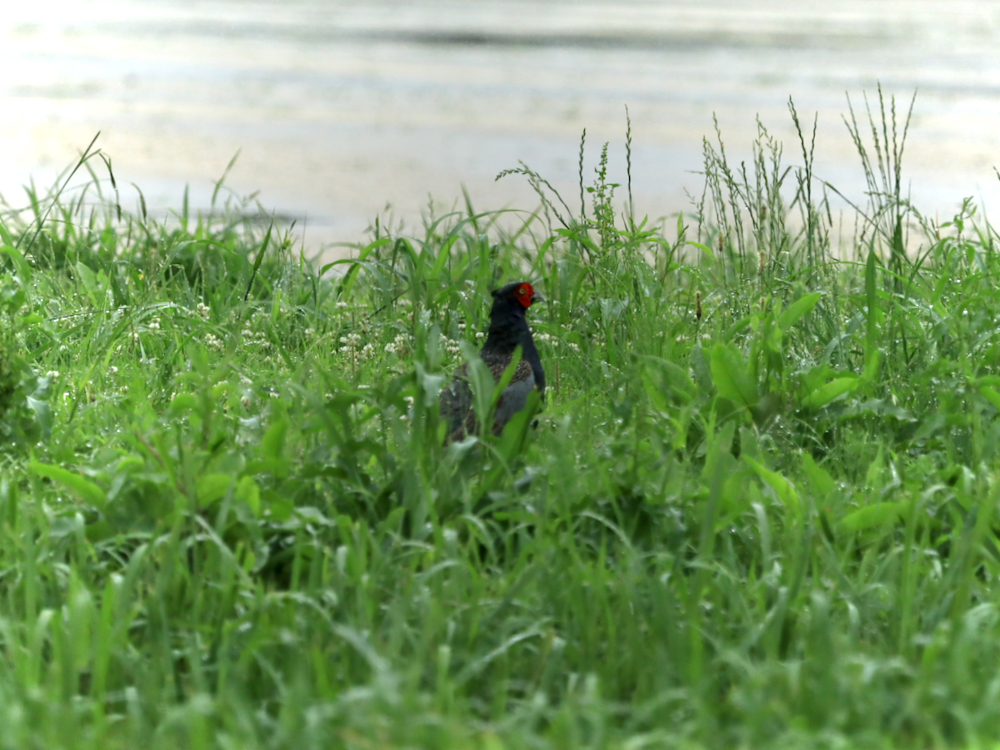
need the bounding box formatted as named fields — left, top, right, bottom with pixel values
left=516, top=283, right=534, bottom=309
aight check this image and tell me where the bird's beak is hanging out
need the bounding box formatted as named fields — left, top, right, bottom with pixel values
left=531, top=291, right=545, bottom=303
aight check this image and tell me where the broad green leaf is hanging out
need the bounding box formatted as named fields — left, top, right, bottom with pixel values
left=641, top=357, right=695, bottom=411
left=74, top=261, right=101, bottom=302
left=642, top=368, right=669, bottom=411
left=236, top=476, right=261, bottom=517
left=865, top=445, right=885, bottom=489
left=29, top=461, right=105, bottom=507
left=685, top=240, right=716, bottom=261
left=169, top=393, right=199, bottom=413
left=430, top=235, right=455, bottom=279
left=260, top=417, right=289, bottom=460
left=690, top=345, right=713, bottom=392
left=196, top=473, right=233, bottom=506
left=0, top=245, right=31, bottom=282
left=839, top=502, right=901, bottom=532
left=417, top=364, right=444, bottom=400
left=27, top=396, right=51, bottom=441
left=978, top=375, right=1000, bottom=389
left=800, top=376, right=858, bottom=410
left=841, top=398, right=914, bottom=421
left=980, top=385, right=1000, bottom=413
left=710, top=342, right=758, bottom=409
left=744, top=456, right=800, bottom=518
left=801, top=452, right=836, bottom=497
left=777, top=292, right=822, bottom=332
left=861, top=349, right=880, bottom=386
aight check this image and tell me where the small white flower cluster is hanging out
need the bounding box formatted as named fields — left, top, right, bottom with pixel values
left=339, top=332, right=374, bottom=366
left=335, top=301, right=350, bottom=311
left=384, top=332, right=410, bottom=357
left=196, top=302, right=211, bottom=320
left=148, top=317, right=161, bottom=331
left=534, top=332, right=579, bottom=353
left=242, top=322, right=269, bottom=347
left=204, top=332, right=224, bottom=351
left=439, top=334, right=462, bottom=359
left=340, top=332, right=362, bottom=349
left=458, top=279, right=476, bottom=302
left=401, top=394, right=415, bottom=423
left=241, top=375, right=254, bottom=411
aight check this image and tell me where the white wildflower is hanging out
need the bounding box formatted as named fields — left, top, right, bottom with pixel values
left=384, top=333, right=410, bottom=356
left=204, top=333, right=224, bottom=351
left=438, top=334, right=462, bottom=358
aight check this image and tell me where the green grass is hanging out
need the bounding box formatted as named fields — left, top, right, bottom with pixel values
left=1, top=88, right=1000, bottom=748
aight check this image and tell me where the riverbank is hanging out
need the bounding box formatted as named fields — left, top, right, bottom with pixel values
left=4, top=0, right=1000, bottom=259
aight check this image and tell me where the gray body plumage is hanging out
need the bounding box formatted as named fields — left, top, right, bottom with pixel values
left=440, top=282, right=545, bottom=440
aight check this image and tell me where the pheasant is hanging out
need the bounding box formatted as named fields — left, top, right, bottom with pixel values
left=440, top=281, right=545, bottom=440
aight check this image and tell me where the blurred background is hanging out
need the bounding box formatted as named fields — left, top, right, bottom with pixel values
left=3, top=0, right=1000, bottom=257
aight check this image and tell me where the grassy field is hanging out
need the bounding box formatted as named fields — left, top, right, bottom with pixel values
left=1, top=91, right=1000, bottom=749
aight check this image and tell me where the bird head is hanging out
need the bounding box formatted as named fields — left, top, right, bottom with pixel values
left=492, top=281, right=541, bottom=310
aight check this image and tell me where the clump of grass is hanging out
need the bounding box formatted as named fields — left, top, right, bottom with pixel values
left=1, top=89, right=1000, bottom=749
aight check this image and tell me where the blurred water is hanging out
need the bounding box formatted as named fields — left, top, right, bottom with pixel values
left=3, top=0, right=1000, bottom=254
